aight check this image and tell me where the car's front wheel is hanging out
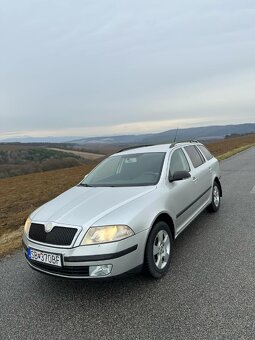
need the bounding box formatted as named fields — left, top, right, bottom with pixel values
left=144, top=221, right=173, bottom=279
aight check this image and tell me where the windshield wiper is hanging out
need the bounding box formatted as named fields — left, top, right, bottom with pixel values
left=77, top=183, right=93, bottom=187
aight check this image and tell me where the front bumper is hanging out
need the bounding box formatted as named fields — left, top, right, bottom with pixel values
left=22, top=229, right=149, bottom=279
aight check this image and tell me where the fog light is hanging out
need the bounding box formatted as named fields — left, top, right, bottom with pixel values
left=89, top=264, right=112, bottom=277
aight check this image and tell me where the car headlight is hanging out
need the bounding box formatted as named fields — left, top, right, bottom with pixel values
left=24, top=217, right=31, bottom=236
left=81, top=225, right=134, bottom=245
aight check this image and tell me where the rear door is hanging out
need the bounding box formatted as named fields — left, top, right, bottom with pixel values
left=183, top=145, right=212, bottom=207
left=166, top=148, right=198, bottom=233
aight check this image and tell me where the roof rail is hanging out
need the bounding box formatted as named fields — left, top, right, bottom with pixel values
left=117, top=144, right=153, bottom=153
left=169, top=142, right=177, bottom=148
left=169, top=140, right=200, bottom=148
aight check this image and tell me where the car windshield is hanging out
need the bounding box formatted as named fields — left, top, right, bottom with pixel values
left=80, top=152, right=166, bottom=187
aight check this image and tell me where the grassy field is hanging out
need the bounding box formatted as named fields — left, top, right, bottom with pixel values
left=205, top=134, right=255, bottom=158
left=0, top=163, right=95, bottom=257
left=0, top=134, right=255, bottom=257
left=47, top=147, right=105, bottom=160
left=0, top=145, right=88, bottom=179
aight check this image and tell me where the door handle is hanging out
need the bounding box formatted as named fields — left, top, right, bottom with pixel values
left=192, top=176, right=198, bottom=183
left=209, top=167, right=212, bottom=173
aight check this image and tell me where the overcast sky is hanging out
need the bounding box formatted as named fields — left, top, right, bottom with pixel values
left=1, top=0, right=255, bottom=138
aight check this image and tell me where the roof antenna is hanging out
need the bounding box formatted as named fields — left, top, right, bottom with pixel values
left=173, top=128, right=179, bottom=143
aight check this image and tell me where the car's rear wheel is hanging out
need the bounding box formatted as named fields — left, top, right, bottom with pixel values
left=207, top=181, right=221, bottom=212
left=144, top=221, right=173, bottom=279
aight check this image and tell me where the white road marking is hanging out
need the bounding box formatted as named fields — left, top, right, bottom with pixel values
left=251, top=185, right=255, bottom=194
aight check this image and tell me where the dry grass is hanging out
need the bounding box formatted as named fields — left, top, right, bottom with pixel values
left=206, top=134, right=255, bottom=157
left=217, top=143, right=255, bottom=160
left=0, top=163, right=95, bottom=257
left=1, top=134, right=255, bottom=257
left=0, top=227, right=24, bottom=258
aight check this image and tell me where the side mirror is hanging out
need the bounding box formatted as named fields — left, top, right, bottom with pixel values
left=169, top=170, right=191, bottom=183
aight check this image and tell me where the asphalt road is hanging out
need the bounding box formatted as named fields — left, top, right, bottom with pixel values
left=1, top=147, right=255, bottom=340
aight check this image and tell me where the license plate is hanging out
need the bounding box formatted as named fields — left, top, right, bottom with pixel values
left=28, top=248, right=62, bottom=267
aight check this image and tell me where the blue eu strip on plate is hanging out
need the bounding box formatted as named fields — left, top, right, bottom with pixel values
left=27, top=247, right=31, bottom=259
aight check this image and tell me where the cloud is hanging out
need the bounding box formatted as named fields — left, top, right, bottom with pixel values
left=0, top=0, right=255, bottom=137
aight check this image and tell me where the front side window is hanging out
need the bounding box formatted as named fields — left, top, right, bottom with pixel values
left=169, top=148, right=190, bottom=176
left=184, top=145, right=205, bottom=168
left=80, top=152, right=166, bottom=187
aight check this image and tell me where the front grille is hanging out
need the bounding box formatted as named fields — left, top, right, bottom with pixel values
left=26, top=255, right=89, bottom=277
left=29, top=223, right=78, bottom=246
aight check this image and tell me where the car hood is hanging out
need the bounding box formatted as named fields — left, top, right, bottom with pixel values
left=31, top=185, right=156, bottom=228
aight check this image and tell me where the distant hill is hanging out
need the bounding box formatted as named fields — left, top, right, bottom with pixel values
left=69, top=123, right=255, bottom=145
left=142, top=123, right=255, bottom=144
left=1, top=123, right=255, bottom=145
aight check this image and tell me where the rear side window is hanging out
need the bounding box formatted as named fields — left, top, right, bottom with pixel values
left=184, top=145, right=205, bottom=168
left=198, top=145, right=213, bottom=160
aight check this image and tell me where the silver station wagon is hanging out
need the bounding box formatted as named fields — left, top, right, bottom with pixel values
left=23, top=142, right=222, bottom=279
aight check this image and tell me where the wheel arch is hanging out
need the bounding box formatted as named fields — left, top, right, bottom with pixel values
left=149, top=212, right=175, bottom=240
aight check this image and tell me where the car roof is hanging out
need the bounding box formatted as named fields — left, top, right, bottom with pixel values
left=115, top=142, right=203, bottom=155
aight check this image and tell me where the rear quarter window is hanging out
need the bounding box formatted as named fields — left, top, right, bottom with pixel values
left=184, top=145, right=205, bottom=168
left=197, top=145, right=214, bottom=160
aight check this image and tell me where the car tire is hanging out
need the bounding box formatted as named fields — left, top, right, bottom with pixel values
left=207, top=181, right=221, bottom=213
left=144, top=221, right=173, bottom=279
